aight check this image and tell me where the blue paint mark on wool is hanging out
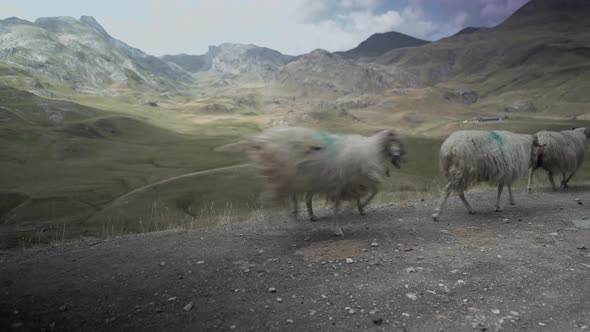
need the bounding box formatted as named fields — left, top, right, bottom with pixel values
left=319, top=131, right=344, bottom=159
left=489, top=131, right=505, bottom=147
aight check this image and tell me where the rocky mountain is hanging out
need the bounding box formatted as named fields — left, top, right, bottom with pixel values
left=162, top=43, right=296, bottom=80
left=335, top=31, right=429, bottom=58
left=270, top=49, right=419, bottom=96
left=0, top=16, right=191, bottom=93
left=374, top=0, right=590, bottom=103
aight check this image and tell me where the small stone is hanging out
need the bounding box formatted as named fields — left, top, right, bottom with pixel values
left=183, top=302, right=193, bottom=311
left=371, top=242, right=379, bottom=247
left=455, top=280, right=466, bottom=287
left=167, top=297, right=177, bottom=302
left=491, top=309, right=500, bottom=315
left=346, top=258, right=354, bottom=264
left=405, top=267, right=416, bottom=273
left=373, top=318, right=384, bottom=325
left=309, top=309, right=317, bottom=316
left=417, top=256, right=424, bottom=260
left=59, top=305, right=67, bottom=312
left=401, top=246, right=414, bottom=251
left=159, top=261, right=166, bottom=266
left=406, top=293, right=418, bottom=301
left=11, top=322, right=24, bottom=328
left=230, top=325, right=237, bottom=330
left=450, top=269, right=459, bottom=274
left=268, top=287, right=277, bottom=293
left=286, top=319, right=294, bottom=324
left=369, top=309, right=378, bottom=315
left=538, top=322, right=545, bottom=326
left=402, top=312, right=410, bottom=317
left=276, top=297, right=283, bottom=303
left=583, top=216, right=589, bottom=220
left=348, top=308, right=356, bottom=314
left=509, top=311, right=519, bottom=316
left=549, top=232, right=559, bottom=237
left=196, top=261, right=205, bottom=265
left=577, top=245, right=587, bottom=250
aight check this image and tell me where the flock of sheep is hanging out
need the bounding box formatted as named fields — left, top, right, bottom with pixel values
left=246, top=126, right=590, bottom=236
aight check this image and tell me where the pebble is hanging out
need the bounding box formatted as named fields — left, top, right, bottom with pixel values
left=583, top=216, right=589, bottom=220
left=196, top=261, right=205, bottom=265
left=405, top=267, right=416, bottom=273
left=268, top=287, right=277, bottom=293
left=230, top=325, right=237, bottom=330
left=309, top=310, right=317, bottom=316
left=450, top=269, right=459, bottom=274
left=159, top=261, right=166, bottom=266
left=346, top=258, right=354, bottom=264
left=509, top=311, right=519, bottom=316
left=167, top=297, right=177, bottom=302
left=371, top=242, right=379, bottom=247
left=417, top=256, right=424, bottom=260
left=406, top=293, right=418, bottom=301
left=549, top=232, right=559, bottom=237
left=286, top=319, right=294, bottom=324
left=491, top=309, right=500, bottom=315
left=183, top=302, right=193, bottom=311
left=276, top=297, right=283, bottom=303
left=373, top=318, right=384, bottom=325
left=348, top=308, right=356, bottom=315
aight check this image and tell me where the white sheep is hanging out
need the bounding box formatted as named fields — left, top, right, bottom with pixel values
left=432, top=130, right=543, bottom=221
left=249, top=126, right=406, bottom=236
left=527, top=127, right=590, bottom=192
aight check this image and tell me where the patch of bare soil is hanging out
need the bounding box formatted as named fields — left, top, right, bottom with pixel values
left=1, top=188, right=589, bottom=331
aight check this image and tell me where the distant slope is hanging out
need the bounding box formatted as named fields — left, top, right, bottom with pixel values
left=270, top=49, right=418, bottom=96
left=0, top=16, right=191, bottom=93
left=162, top=43, right=296, bottom=77
left=374, top=0, right=590, bottom=104
left=336, top=31, right=429, bottom=59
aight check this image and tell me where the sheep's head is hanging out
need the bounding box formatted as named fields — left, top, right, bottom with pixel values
left=571, top=127, right=590, bottom=138
left=376, top=129, right=407, bottom=170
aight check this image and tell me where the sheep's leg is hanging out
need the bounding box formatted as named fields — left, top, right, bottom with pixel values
left=358, top=188, right=378, bottom=215
left=562, top=172, right=576, bottom=189
left=305, top=192, right=318, bottom=221
left=547, top=171, right=557, bottom=191
left=332, top=200, right=344, bottom=237
left=495, top=183, right=504, bottom=212
left=432, top=183, right=453, bottom=221
left=507, top=184, right=515, bottom=205
left=291, top=195, right=299, bottom=220
left=458, top=190, right=475, bottom=214
left=527, top=167, right=536, bottom=194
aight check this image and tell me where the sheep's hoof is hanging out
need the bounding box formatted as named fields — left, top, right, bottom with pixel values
left=333, top=227, right=344, bottom=237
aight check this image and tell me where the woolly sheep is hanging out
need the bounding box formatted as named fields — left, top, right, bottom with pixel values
left=249, top=126, right=406, bottom=236
left=304, top=141, right=405, bottom=221
left=527, top=127, right=590, bottom=192
left=432, top=130, right=543, bottom=221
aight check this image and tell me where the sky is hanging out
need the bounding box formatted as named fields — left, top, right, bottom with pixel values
left=0, top=0, right=529, bottom=56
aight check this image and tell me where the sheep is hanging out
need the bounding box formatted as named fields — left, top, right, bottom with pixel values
left=304, top=140, right=405, bottom=221
left=527, top=127, right=590, bottom=192
left=249, top=126, right=406, bottom=236
left=432, top=130, right=543, bottom=221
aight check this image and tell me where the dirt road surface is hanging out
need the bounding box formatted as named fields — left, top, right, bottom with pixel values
left=1, top=187, right=589, bottom=331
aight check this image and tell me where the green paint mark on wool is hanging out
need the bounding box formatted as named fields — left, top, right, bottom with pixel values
left=319, top=131, right=344, bottom=159
left=489, top=131, right=505, bottom=146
